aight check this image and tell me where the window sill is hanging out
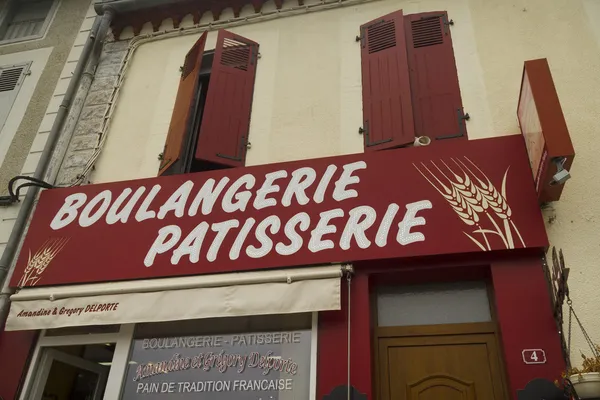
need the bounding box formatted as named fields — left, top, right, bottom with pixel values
left=0, top=34, right=45, bottom=47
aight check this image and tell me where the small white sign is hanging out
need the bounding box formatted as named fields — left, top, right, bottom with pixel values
left=522, top=349, right=547, bottom=364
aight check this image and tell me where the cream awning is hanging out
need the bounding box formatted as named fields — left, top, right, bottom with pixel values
left=6, top=265, right=345, bottom=331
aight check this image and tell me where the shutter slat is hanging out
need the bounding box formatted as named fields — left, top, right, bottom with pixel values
left=0, top=63, right=30, bottom=133
left=158, top=32, right=207, bottom=176
left=195, top=29, right=258, bottom=167
left=0, top=68, right=24, bottom=92
left=360, top=9, right=415, bottom=151
left=405, top=12, right=466, bottom=141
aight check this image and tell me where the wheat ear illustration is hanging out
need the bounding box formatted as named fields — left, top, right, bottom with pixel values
left=414, top=161, right=489, bottom=250
left=415, top=157, right=525, bottom=251
left=455, top=157, right=525, bottom=248
left=18, top=238, right=69, bottom=287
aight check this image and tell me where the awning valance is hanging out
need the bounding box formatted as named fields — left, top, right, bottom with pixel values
left=6, top=265, right=344, bottom=331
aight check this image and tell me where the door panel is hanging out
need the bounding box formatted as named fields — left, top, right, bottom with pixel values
left=379, top=333, right=506, bottom=400
left=29, top=348, right=109, bottom=400
left=407, top=375, right=476, bottom=400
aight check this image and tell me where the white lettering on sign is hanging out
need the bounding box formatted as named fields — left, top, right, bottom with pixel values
left=522, top=349, right=547, bottom=364
left=48, top=162, right=433, bottom=267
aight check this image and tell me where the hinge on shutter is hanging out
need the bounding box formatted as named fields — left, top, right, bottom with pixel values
left=436, top=109, right=470, bottom=140
left=217, top=136, right=248, bottom=162
left=442, top=14, right=454, bottom=35
left=357, top=19, right=386, bottom=47
left=420, top=14, right=453, bottom=35
left=356, top=26, right=366, bottom=47
left=250, top=46, right=259, bottom=65
left=359, top=120, right=392, bottom=147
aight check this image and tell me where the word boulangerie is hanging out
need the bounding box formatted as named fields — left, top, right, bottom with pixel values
left=123, top=331, right=311, bottom=399
left=49, top=161, right=432, bottom=267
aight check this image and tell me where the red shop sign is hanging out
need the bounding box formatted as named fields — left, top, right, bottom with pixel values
left=11, top=135, right=547, bottom=288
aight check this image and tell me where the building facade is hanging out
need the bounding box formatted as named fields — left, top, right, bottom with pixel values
left=0, top=0, right=598, bottom=399
left=0, top=0, right=95, bottom=398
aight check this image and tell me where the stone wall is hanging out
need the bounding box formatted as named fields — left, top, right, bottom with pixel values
left=56, top=40, right=129, bottom=186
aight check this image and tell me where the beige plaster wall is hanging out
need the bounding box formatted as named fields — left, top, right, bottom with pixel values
left=72, top=0, right=600, bottom=366
left=0, top=0, right=93, bottom=193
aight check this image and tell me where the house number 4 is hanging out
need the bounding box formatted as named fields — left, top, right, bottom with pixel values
left=522, top=349, right=547, bottom=364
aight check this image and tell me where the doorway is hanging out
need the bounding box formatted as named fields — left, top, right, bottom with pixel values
left=19, top=325, right=135, bottom=400
left=28, top=344, right=113, bottom=400
left=374, top=281, right=508, bottom=400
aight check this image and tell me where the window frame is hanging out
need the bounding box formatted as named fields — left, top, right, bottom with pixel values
left=0, top=61, right=31, bottom=133
left=18, top=313, right=320, bottom=400
left=0, top=0, right=60, bottom=46
left=0, top=47, right=52, bottom=167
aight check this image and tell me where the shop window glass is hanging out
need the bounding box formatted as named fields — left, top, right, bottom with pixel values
left=44, top=324, right=121, bottom=336
left=377, top=281, right=492, bottom=327
left=122, top=313, right=312, bottom=399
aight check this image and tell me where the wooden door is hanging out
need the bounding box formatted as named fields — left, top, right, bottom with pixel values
left=378, top=332, right=506, bottom=400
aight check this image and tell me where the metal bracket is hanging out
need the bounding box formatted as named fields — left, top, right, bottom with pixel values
left=436, top=109, right=469, bottom=140
left=361, top=120, right=392, bottom=147
left=358, top=19, right=386, bottom=48
left=442, top=14, right=454, bottom=35
left=217, top=136, right=248, bottom=162
left=357, top=26, right=366, bottom=47
left=250, top=46, right=259, bottom=65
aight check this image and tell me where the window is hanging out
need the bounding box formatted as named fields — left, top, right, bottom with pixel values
left=376, top=281, right=492, bottom=327
left=125, top=315, right=313, bottom=398
left=159, top=29, right=259, bottom=177
left=0, top=0, right=57, bottom=44
left=0, top=62, right=30, bottom=133
left=359, top=10, right=467, bottom=151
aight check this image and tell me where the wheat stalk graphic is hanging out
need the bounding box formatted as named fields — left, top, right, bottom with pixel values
left=414, top=157, right=525, bottom=251
left=18, top=238, right=69, bottom=287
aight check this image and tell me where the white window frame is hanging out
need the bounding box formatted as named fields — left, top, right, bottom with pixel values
left=18, top=313, right=320, bottom=400
left=0, top=47, right=52, bottom=166
left=0, top=0, right=60, bottom=46
left=18, top=324, right=135, bottom=400
left=0, top=61, right=31, bottom=132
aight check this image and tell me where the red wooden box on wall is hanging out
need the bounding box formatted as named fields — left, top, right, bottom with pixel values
left=517, top=58, right=575, bottom=203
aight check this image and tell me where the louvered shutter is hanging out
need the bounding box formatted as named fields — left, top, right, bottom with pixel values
left=0, top=62, right=31, bottom=133
left=359, top=10, right=415, bottom=151
left=195, top=30, right=258, bottom=167
left=405, top=12, right=467, bottom=141
left=158, top=32, right=207, bottom=176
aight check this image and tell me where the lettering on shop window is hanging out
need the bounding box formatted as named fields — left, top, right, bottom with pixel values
left=123, top=330, right=311, bottom=399
left=47, top=161, right=432, bottom=268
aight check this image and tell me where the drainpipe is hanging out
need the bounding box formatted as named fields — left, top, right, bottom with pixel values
left=0, top=7, right=116, bottom=326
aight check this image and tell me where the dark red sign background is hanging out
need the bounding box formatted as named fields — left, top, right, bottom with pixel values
left=10, top=135, right=548, bottom=288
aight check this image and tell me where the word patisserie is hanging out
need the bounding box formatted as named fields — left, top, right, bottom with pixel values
left=49, top=161, right=433, bottom=266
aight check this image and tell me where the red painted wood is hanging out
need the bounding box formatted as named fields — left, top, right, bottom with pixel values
left=360, top=10, right=415, bottom=151
left=158, top=32, right=207, bottom=176
left=404, top=12, right=466, bottom=141
left=0, top=330, right=37, bottom=399
left=318, top=257, right=565, bottom=400
left=317, top=273, right=372, bottom=399
left=195, top=29, right=258, bottom=167
left=491, top=257, right=565, bottom=397
left=9, top=135, right=549, bottom=287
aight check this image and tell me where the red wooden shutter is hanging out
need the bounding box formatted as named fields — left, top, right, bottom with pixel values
left=195, top=30, right=259, bottom=167
left=359, top=10, right=415, bottom=151
left=404, top=12, right=467, bottom=141
left=158, top=32, right=207, bottom=176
